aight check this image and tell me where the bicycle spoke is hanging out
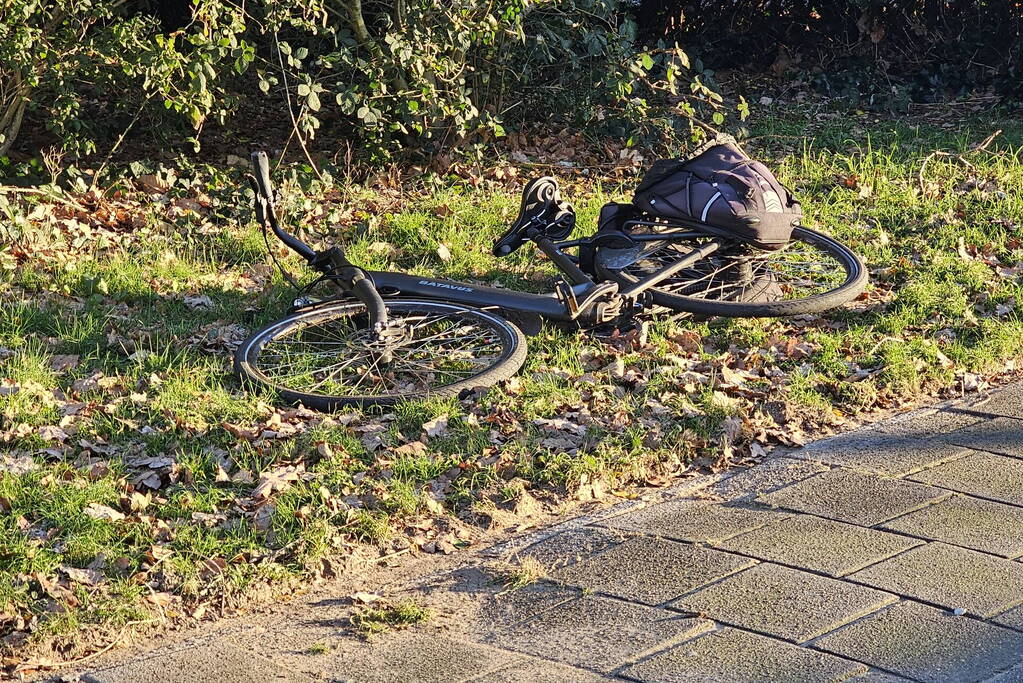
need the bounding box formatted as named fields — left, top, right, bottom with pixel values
left=622, top=232, right=848, bottom=302
left=250, top=303, right=512, bottom=399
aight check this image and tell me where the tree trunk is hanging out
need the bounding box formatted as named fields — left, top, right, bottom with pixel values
left=0, top=72, right=28, bottom=157
left=336, top=0, right=408, bottom=91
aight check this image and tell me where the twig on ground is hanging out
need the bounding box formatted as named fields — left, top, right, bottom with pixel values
left=371, top=547, right=411, bottom=564
left=0, top=185, right=88, bottom=211
left=970, top=129, right=1003, bottom=153
left=917, top=129, right=1002, bottom=195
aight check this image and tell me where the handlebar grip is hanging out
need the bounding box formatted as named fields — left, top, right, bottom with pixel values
left=251, top=151, right=274, bottom=203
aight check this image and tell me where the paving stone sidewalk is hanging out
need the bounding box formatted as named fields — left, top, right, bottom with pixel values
left=81, top=384, right=1023, bottom=683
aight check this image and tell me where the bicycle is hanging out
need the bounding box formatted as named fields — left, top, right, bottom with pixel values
left=235, top=151, right=867, bottom=409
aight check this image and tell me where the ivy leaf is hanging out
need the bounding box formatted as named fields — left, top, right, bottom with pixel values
left=640, top=53, right=654, bottom=71
left=357, top=105, right=377, bottom=124
left=307, top=90, right=321, bottom=112
left=297, top=83, right=311, bottom=97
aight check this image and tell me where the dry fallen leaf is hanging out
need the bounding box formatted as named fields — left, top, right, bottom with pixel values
left=38, top=425, right=69, bottom=442
left=136, top=173, right=173, bottom=194
left=83, top=503, right=125, bottom=522
left=48, top=354, right=80, bottom=372
left=253, top=465, right=303, bottom=500
left=422, top=415, right=449, bottom=438
left=183, top=294, right=214, bottom=310
left=147, top=591, right=175, bottom=607
left=199, top=557, right=227, bottom=579
left=394, top=440, right=427, bottom=456
left=61, top=566, right=105, bottom=586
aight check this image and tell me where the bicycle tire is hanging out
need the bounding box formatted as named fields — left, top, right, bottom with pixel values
left=235, top=299, right=527, bottom=409
left=594, top=226, right=868, bottom=317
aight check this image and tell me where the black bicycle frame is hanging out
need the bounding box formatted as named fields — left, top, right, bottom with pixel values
left=250, top=149, right=726, bottom=326
left=300, top=228, right=725, bottom=324
left=363, top=229, right=723, bottom=320
left=366, top=270, right=582, bottom=320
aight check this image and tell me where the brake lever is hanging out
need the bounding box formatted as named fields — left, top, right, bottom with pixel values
left=245, top=174, right=268, bottom=225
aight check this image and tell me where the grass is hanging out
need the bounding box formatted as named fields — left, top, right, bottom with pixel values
left=500, top=557, right=548, bottom=591
left=350, top=599, right=432, bottom=638
left=3, top=102, right=1023, bottom=662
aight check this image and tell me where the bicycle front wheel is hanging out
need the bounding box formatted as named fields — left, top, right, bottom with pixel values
left=235, top=299, right=527, bottom=409
left=594, top=226, right=868, bottom=317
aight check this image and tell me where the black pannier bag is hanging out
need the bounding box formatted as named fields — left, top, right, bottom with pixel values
left=632, top=135, right=801, bottom=250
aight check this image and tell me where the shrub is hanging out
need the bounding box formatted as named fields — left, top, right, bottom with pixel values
left=0, top=0, right=736, bottom=163
left=0, top=0, right=255, bottom=156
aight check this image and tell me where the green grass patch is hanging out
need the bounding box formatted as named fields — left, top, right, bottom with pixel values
left=350, top=599, right=432, bottom=638
left=3, top=106, right=1023, bottom=658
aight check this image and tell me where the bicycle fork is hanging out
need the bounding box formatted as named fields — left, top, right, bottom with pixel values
left=311, top=247, right=402, bottom=361
left=247, top=164, right=398, bottom=361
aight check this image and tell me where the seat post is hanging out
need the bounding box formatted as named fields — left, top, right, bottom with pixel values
left=528, top=229, right=593, bottom=287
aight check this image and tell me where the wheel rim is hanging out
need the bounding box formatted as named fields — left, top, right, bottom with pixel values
left=602, top=228, right=860, bottom=306
left=244, top=302, right=513, bottom=400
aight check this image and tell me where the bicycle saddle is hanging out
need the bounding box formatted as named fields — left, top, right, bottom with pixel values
left=493, top=176, right=575, bottom=256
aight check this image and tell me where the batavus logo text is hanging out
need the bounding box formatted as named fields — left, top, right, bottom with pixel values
left=418, top=280, right=474, bottom=293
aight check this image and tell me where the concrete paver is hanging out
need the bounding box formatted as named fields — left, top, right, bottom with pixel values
left=478, top=580, right=581, bottom=632
left=710, top=457, right=830, bottom=501
left=717, top=514, right=922, bottom=577
left=670, top=563, right=897, bottom=643
left=880, top=494, right=1023, bottom=558
left=83, top=640, right=315, bottom=683
left=908, top=450, right=1023, bottom=506
left=846, top=672, right=914, bottom=682
left=813, top=600, right=1023, bottom=682
left=947, top=417, right=1023, bottom=459
left=515, top=526, right=625, bottom=571
left=757, top=469, right=951, bottom=526
left=959, top=384, right=1023, bottom=420
left=619, top=627, right=867, bottom=682
left=468, top=657, right=609, bottom=682
left=849, top=543, right=1023, bottom=617
left=784, top=429, right=970, bottom=477
left=80, top=382, right=1023, bottom=683
left=871, top=407, right=985, bottom=438
left=989, top=664, right=1023, bottom=683
left=323, top=633, right=521, bottom=683
left=552, top=535, right=755, bottom=605
left=487, top=595, right=713, bottom=674
left=990, top=664, right=1023, bottom=682
left=602, top=500, right=788, bottom=542
left=993, top=604, right=1023, bottom=631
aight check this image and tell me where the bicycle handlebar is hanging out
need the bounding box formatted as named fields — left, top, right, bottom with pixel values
left=251, top=151, right=275, bottom=204
left=249, top=151, right=316, bottom=262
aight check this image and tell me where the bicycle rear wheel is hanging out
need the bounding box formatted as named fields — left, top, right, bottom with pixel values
left=235, top=299, right=526, bottom=409
left=594, top=226, right=867, bottom=317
